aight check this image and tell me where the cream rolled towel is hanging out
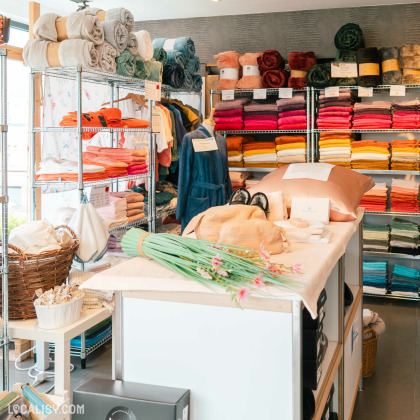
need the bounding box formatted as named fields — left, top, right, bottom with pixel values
left=105, top=7, right=134, bottom=31
left=101, top=20, right=128, bottom=55
left=65, top=10, right=104, bottom=45
left=58, top=39, right=99, bottom=69
left=23, top=39, right=51, bottom=68
left=135, top=30, right=153, bottom=62
left=96, top=41, right=117, bottom=73
left=33, top=13, right=60, bottom=41
left=127, top=32, right=138, bottom=55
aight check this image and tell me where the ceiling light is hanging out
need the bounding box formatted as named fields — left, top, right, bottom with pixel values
left=212, top=0, right=222, bottom=2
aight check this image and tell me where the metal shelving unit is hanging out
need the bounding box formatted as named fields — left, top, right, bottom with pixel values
left=0, top=49, right=9, bottom=391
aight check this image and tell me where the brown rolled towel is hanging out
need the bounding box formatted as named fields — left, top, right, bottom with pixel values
left=288, top=52, right=316, bottom=88
left=399, top=44, right=420, bottom=84
left=380, top=47, right=402, bottom=85
left=357, top=47, right=381, bottom=87
left=257, top=50, right=285, bottom=72
left=127, top=213, right=146, bottom=223
left=262, top=69, right=289, bottom=88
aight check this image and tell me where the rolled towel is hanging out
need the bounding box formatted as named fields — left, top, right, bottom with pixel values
left=334, top=23, right=364, bottom=51
left=134, top=55, right=149, bottom=79
left=399, top=44, right=420, bottom=83
left=214, top=51, right=240, bottom=90
left=153, top=36, right=195, bottom=59
left=380, top=47, right=402, bottom=85
left=116, top=48, right=136, bottom=77
left=262, top=69, right=288, bottom=88
left=144, top=59, right=163, bottom=82
left=357, top=47, right=381, bottom=87
left=23, top=39, right=50, bottom=68
left=334, top=49, right=358, bottom=86
left=186, top=56, right=200, bottom=74
left=306, top=63, right=334, bottom=88
left=163, top=63, right=185, bottom=89
left=192, top=74, right=203, bottom=92
left=95, top=41, right=117, bottom=73
left=101, top=20, right=128, bottom=55
left=105, top=7, right=134, bottom=31
left=237, top=52, right=262, bottom=89
left=288, top=51, right=316, bottom=88
left=127, top=32, right=138, bottom=55
left=166, top=50, right=186, bottom=68
left=153, top=47, right=167, bottom=65
left=183, top=71, right=193, bottom=91
left=257, top=50, right=285, bottom=72
left=135, top=30, right=154, bottom=62
left=33, top=13, right=59, bottom=42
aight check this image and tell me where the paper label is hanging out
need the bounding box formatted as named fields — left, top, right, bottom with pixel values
left=325, top=86, right=340, bottom=98
left=152, top=106, right=161, bottom=133
left=283, top=163, right=333, bottom=181
left=403, top=69, right=420, bottom=76
left=290, top=197, right=330, bottom=224
left=290, top=70, right=307, bottom=78
left=382, top=59, right=400, bottom=73
left=358, top=86, right=373, bottom=97
left=253, top=89, right=267, bottom=99
left=359, top=62, right=380, bottom=76
left=220, top=68, right=239, bottom=80
left=243, top=65, right=260, bottom=76
left=192, top=137, right=218, bottom=152
left=390, top=85, right=406, bottom=96
left=163, top=38, right=176, bottom=51
left=331, top=62, right=358, bottom=78
left=89, top=184, right=110, bottom=209
left=278, top=88, right=293, bottom=98
left=222, top=89, right=235, bottom=100
left=144, top=80, right=162, bottom=101
left=183, top=405, right=189, bottom=420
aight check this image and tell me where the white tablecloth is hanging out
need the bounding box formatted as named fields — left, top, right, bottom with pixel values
left=81, top=209, right=363, bottom=318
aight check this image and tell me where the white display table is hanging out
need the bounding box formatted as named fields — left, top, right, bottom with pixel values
left=83, top=209, right=364, bottom=420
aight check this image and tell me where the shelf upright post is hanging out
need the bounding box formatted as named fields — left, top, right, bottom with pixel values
left=76, top=67, right=83, bottom=203
left=210, top=90, right=213, bottom=109
left=151, top=100, right=157, bottom=233
left=147, top=99, right=153, bottom=232
left=338, top=256, right=345, bottom=420
left=311, top=88, right=315, bottom=163
left=0, top=49, right=9, bottom=391
left=109, top=82, right=115, bottom=148
left=198, top=92, right=202, bottom=121
left=306, top=87, right=311, bottom=163
left=29, top=70, right=36, bottom=221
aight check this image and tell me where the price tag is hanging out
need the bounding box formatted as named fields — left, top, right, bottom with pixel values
left=253, top=89, right=267, bottom=99
left=390, top=85, right=406, bottom=96
left=278, top=88, right=293, bottom=98
left=358, top=86, right=373, bottom=97
left=192, top=137, right=218, bottom=153
left=222, top=89, right=234, bottom=100
left=331, top=62, right=358, bottom=78
left=144, top=80, right=162, bottom=101
left=325, top=86, right=340, bottom=98
left=89, top=184, right=110, bottom=209
left=152, top=106, right=161, bottom=133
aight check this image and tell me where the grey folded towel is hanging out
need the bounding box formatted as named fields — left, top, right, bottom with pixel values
left=33, top=13, right=60, bottom=42
left=106, top=8, right=134, bottom=32
left=66, top=10, right=104, bottom=45
left=96, top=41, right=117, bottom=73
left=23, top=39, right=51, bottom=68
left=101, top=19, right=128, bottom=56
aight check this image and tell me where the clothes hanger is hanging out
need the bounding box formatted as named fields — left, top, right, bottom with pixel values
left=102, top=93, right=148, bottom=108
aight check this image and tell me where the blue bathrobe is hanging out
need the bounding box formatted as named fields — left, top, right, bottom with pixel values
left=177, top=125, right=232, bottom=232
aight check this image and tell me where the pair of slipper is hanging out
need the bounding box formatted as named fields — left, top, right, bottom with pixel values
left=229, top=188, right=269, bottom=216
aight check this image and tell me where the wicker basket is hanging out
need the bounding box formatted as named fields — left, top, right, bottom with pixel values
left=363, top=327, right=378, bottom=378
left=1, top=225, right=79, bottom=320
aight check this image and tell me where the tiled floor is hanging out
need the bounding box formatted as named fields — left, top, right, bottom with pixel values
left=353, top=297, right=420, bottom=420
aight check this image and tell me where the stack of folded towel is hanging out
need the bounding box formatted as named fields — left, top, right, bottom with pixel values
left=351, top=140, right=391, bottom=170
left=277, top=93, right=308, bottom=130
left=363, top=261, right=388, bottom=296
left=229, top=171, right=252, bottom=191
left=243, top=141, right=277, bottom=168
left=390, top=178, right=420, bottom=213
left=243, top=101, right=278, bottom=131
left=392, top=100, right=420, bottom=129
left=214, top=98, right=251, bottom=131
left=319, top=132, right=353, bottom=168
left=96, top=196, right=128, bottom=229
left=316, top=89, right=355, bottom=129
left=391, top=264, right=420, bottom=297
left=226, top=135, right=253, bottom=167
left=352, top=101, right=392, bottom=129
left=390, top=218, right=420, bottom=255
left=363, top=223, right=390, bottom=252
left=391, top=139, right=420, bottom=171
left=359, top=182, right=388, bottom=212
left=110, top=191, right=146, bottom=223
left=83, top=152, right=128, bottom=178
left=275, top=135, right=307, bottom=165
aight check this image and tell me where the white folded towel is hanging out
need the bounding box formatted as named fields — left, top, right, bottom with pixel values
left=135, top=30, right=153, bottom=62
left=23, top=39, right=50, bottom=68
left=33, top=13, right=60, bottom=42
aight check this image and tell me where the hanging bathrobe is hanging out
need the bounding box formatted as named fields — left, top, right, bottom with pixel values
left=177, top=125, right=232, bottom=232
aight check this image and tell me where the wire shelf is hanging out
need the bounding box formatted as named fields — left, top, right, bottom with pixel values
left=363, top=251, right=420, bottom=260
left=228, top=167, right=277, bottom=173
left=363, top=293, right=420, bottom=301
left=34, top=127, right=151, bottom=133
left=314, top=129, right=420, bottom=133
left=353, top=169, right=420, bottom=176
left=313, top=85, right=420, bottom=92
left=108, top=217, right=149, bottom=234
left=365, top=211, right=420, bottom=217
left=210, top=88, right=308, bottom=95
left=34, top=173, right=149, bottom=188
left=217, top=130, right=309, bottom=134
left=49, top=332, right=112, bottom=357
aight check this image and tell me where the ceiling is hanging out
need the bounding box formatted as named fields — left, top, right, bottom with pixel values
left=1, top=0, right=419, bottom=24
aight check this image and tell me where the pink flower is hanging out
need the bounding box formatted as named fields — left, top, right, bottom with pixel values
left=292, top=263, right=302, bottom=274
left=212, top=254, right=222, bottom=269
left=253, top=273, right=265, bottom=288
left=238, top=287, right=250, bottom=301
left=258, top=242, right=271, bottom=261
